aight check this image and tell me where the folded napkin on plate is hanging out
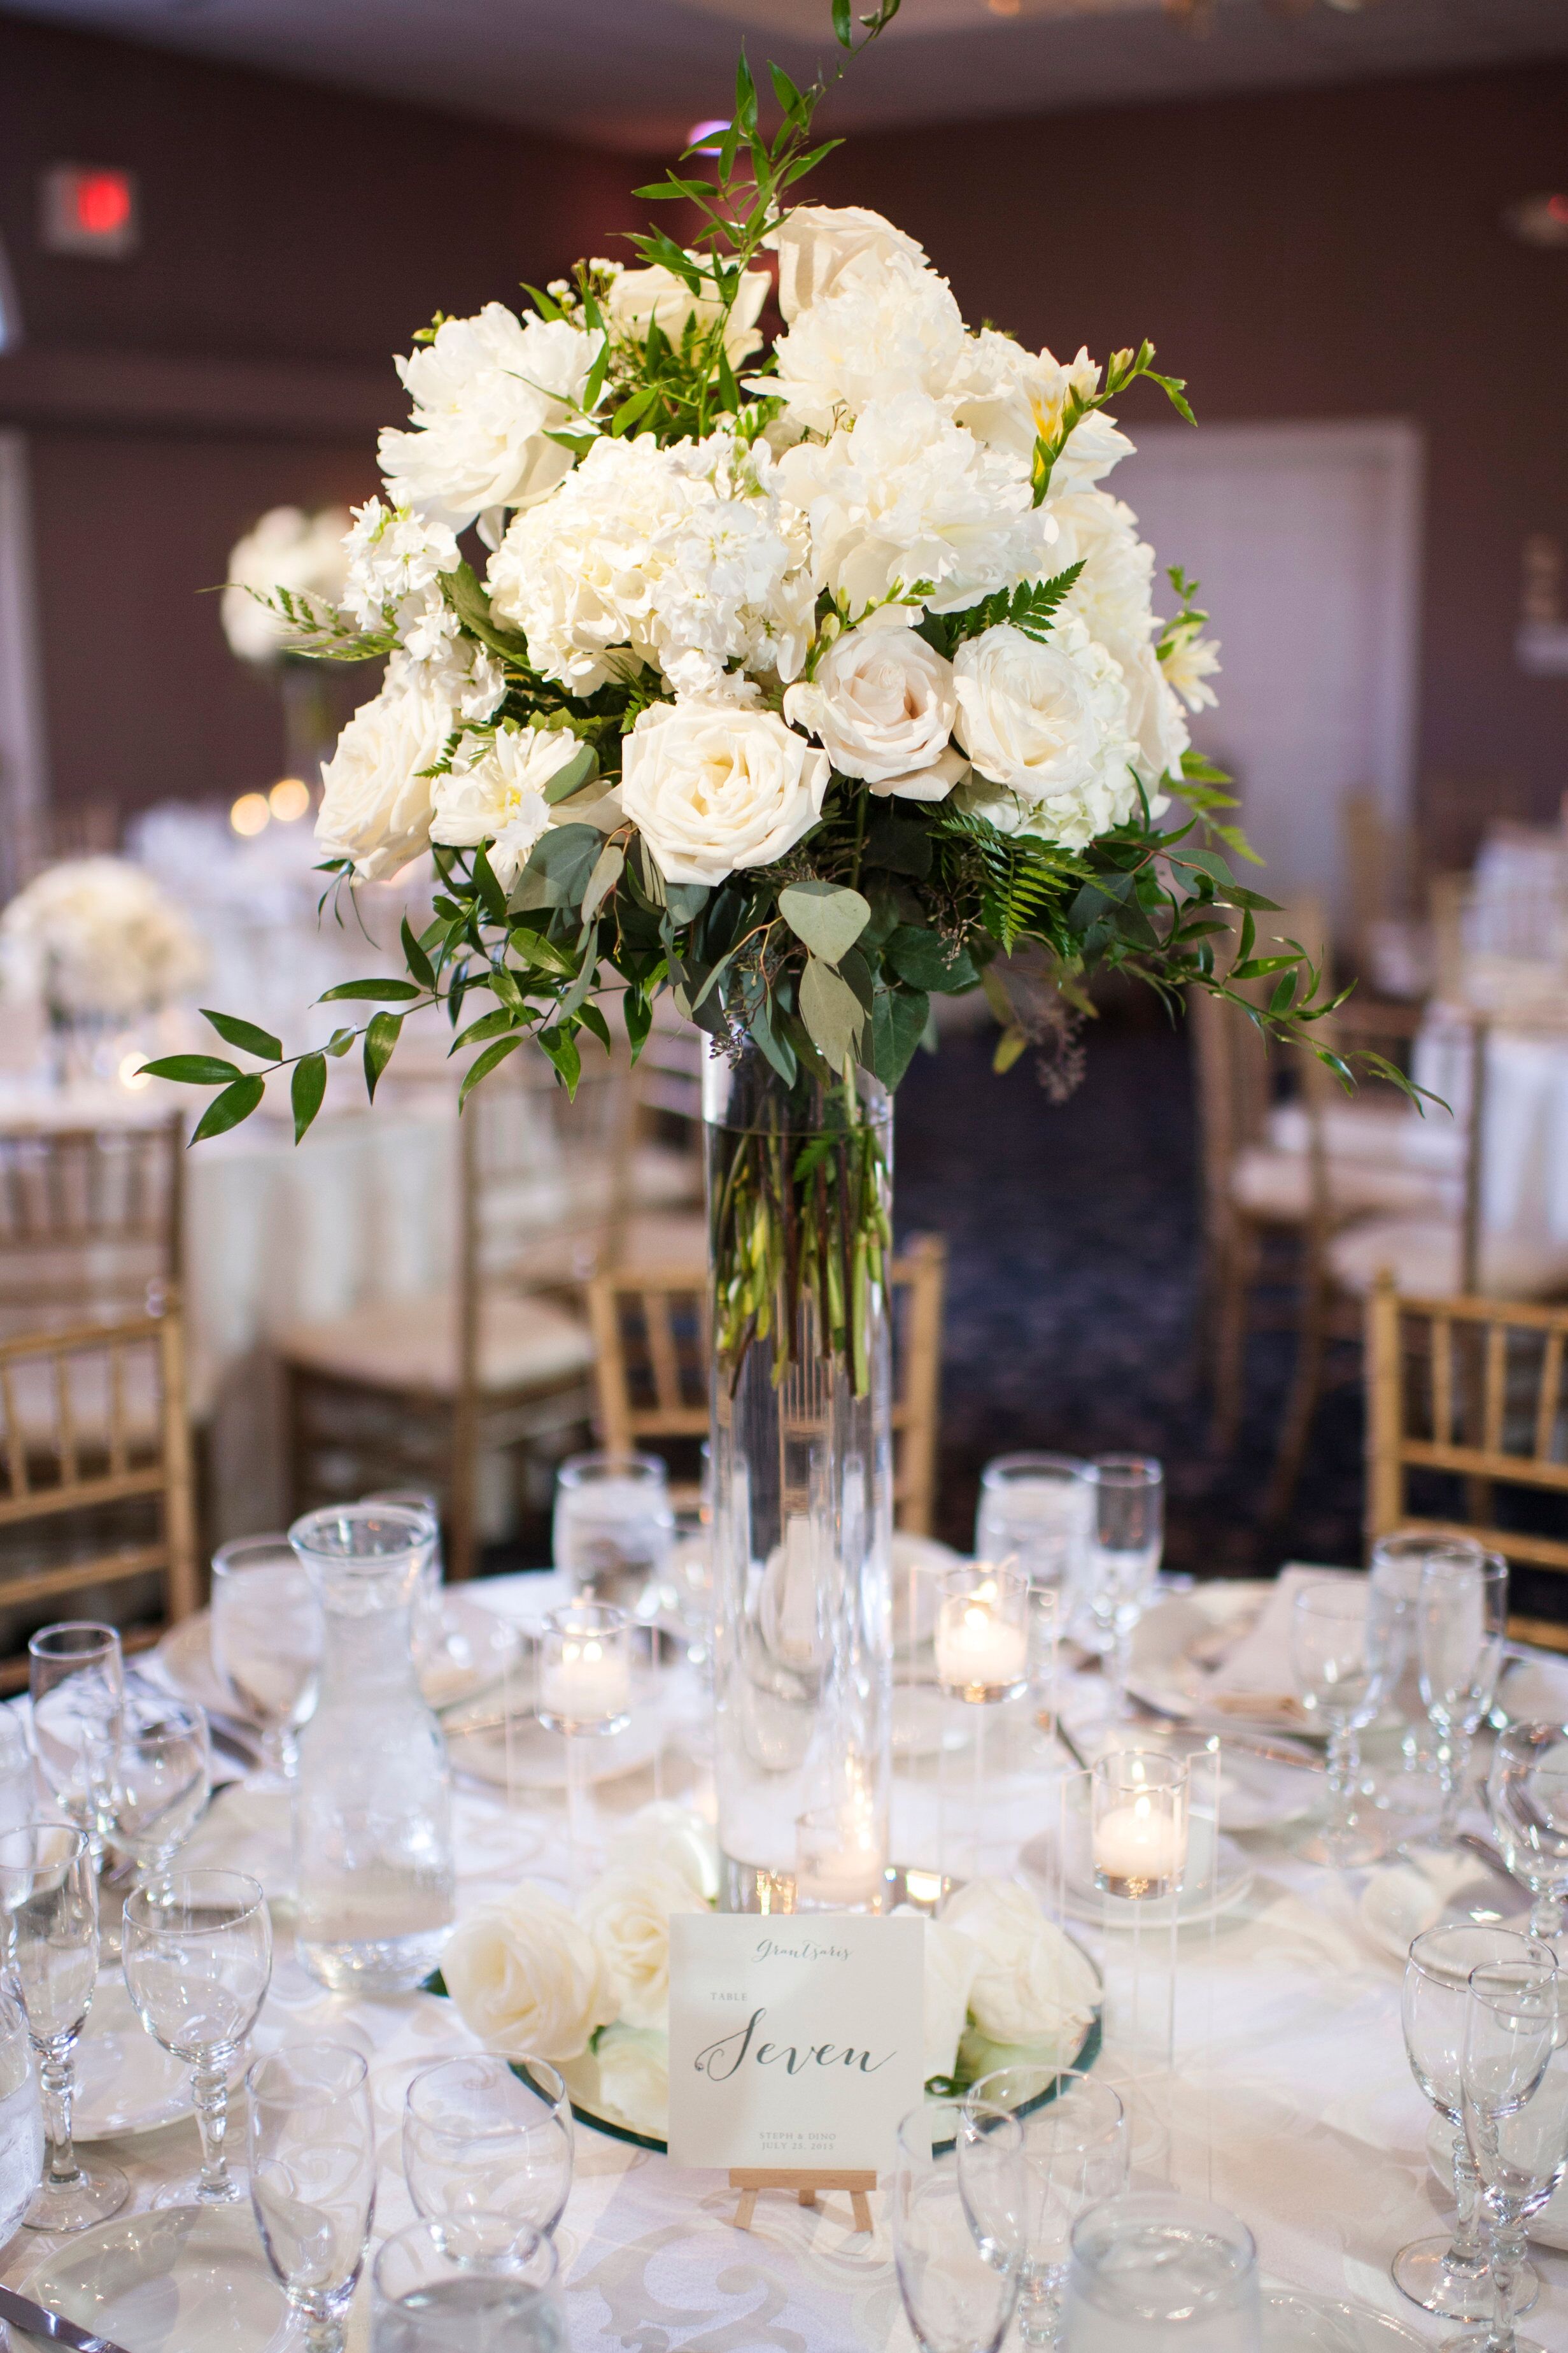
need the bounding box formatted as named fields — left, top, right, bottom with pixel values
left=1201, top=1563, right=1362, bottom=1725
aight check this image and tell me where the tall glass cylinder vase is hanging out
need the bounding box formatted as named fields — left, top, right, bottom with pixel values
left=703, top=1041, right=894, bottom=1913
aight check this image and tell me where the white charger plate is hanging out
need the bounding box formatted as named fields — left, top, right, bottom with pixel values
left=1261, top=2285, right=1427, bottom=2349
left=156, top=1592, right=518, bottom=1724
left=17, top=2203, right=290, bottom=2353
left=1357, top=1851, right=1528, bottom=1965
left=73, top=1975, right=285, bottom=2143
left=1017, top=1824, right=1254, bottom=1930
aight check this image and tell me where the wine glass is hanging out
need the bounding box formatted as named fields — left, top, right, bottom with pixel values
left=371, top=2217, right=565, bottom=2351
left=975, top=1454, right=1091, bottom=1605
left=249, top=2040, right=378, bottom=2353
left=1061, top=2193, right=1261, bottom=2350
left=963, top=2066, right=1127, bottom=2347
left=1289, top=1579, right=1398, bottom=1866
left=1487, top=1723, right=1568, bottom=1944
left=552, top=1453, right=674, bottom=1610
left=1397, top=1923, right=1552, bottom=2324
left=1083, top=1458, right=1163, bottom=1716
left=1461, top=1954, right=1568, bottom=2353
left=1371, top=1531, right=1487, bottom=1779
left=0, top=1979, right=42, bottom=2245
left=403, top=2056, right=574, bottom=2245
left=122, top=1867, right=273, bottom=2207
left=210, top=1534, right=324, bottom=1779
left=27, top=1622, right=124, bottom=1859
left=0, top=1821, right=127, bottom=2231
left=892, top=2098, right=1026, bottom=2353
left=108, top=1687, right=211, bottom=1879
left=1418, top=1551, right=1508, bottom=1844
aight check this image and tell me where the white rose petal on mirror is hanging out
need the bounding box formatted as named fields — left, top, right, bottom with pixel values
left=442, top=1884, right=616, bottom=2065
left=589, top=2022, right=669, bottom=2139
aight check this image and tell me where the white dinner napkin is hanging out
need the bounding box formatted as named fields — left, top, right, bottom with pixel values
left=1203, top=1561, right=1361, bottom=1720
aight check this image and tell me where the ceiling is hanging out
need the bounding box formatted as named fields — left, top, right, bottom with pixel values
left=5, top=0, right=1567, bottom=148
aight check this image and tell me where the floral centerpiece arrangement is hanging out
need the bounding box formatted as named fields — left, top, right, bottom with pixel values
left=220, top=505, right=352, bottom=668
left=2, top=857, right=207, bottom=1062
left=440, top=1806, right=1098, bottom=2140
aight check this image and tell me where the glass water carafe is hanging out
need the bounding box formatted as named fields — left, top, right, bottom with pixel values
left=288, top=1504, right=455, bottom=1993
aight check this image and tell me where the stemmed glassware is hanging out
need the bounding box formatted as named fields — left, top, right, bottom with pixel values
left=0, top=1820, right=126, bottom=2231
left=1370, top=1531, right=1486, bottom=1779
left=0, top=1979, right=42, bottom=2243
left=1418, top=1550, right=1508, bottom=1844
left=108, top=1688, right=211, bottom=1881
left=27, top=1622, right=124, bottom=1861
left=1397, top=1924, right=1551, bottom=2324
left=403, top=2056, right=574, bottom=2245
left=1060, top=2193, right=1262, bottom=2350
left=974, top=1454, right=1091, bottom=1606
left=371, top=2218, right=565, bottom=2351
left=1487, top=1723, right=1568, bottom=1944
left=891, top=2098, right=1026, bottom=2353
left=210, top=1534, right=324, bottom=1779
left=1460, top=1954, right=1568, bottom=2353
left=122, top=1866, right=273, bottom=2207
left=963, top=2066, right=1127, bottom=2347
left=553, top=1452, right=675, bottom=1612
left=248, top=2040, right=378, bottom=2353
left=1083, top=1458, right=1164, bottom=1717
left=1289, top=1579, right=1398, bottom=1866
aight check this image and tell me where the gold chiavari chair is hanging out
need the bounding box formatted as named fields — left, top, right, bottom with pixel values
left=0, top=1114, right=183, bottom=1332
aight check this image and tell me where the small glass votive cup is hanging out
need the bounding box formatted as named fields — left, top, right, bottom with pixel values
left=371, top=2217, right=563, bottom=2352
left=795, top=1800, right=887, bottom=1912
left=535, top=1604, right=632, bottom=1737
left=1061, top=2192, right=1261, bottom=2351
left=934, top=1565, right=1030, bottom=1704
left=1091, top=1751, right=1188, bottom=1900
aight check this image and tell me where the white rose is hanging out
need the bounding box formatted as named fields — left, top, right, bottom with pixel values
left=591, top=2023, right=668, bottom=2137
left=222, top=504, right=351, bottom=663
left=606, top=1803, right=719, bottom=1902
left=430, top=726, right=586, bottom=889
left=579, top=1861, right=705, bottom=2031
left=315, top=679, right=453, bottom=881
left=379, top=306, right=602, bottom=539
left=942, top=1879, right=1099, bottom=2049
left=784, top=620, right=961, bottom=800
left=620, top=700, right=830, bottom=887
left=442, top=1883, right=616, bottom=2064
left=766, top=204, right=929, bottom=323
left=607, top=261, right=770, bottom=367
left=953, top=334, right=1133, bottom=488
left=762, top=249, right=966, bottom=432
left=894, top=1907, right=981, bottom=2083
left=952, top=613, right=1140, bottom=848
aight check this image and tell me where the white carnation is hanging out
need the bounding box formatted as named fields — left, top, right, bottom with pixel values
left=784, top=620, right=962, bottom=801
left=762, top=248, right=966, bottom=432
left=579, top=1861, right=705, bottom=2031
left=942, top=1879, right=1099, bottom=2050
left=620, top=700, right=829, bottom=887
left=775, top=390, right=1050, bottom=620
left=0, top=857, right=206, bottom=1019
left=315, top=678, right=453, bottom=881
left=442, top=1882, right=616, bottom=2065
left=430, top=725, right=586, bottom=888
left=953, top=612, right=1140, bottom=848
left=606, top=260, right=769, bottom=367
left=379, top=305, right=602, bottom=541
left=222, top=504, right=351, bottom=664
left=953, top=334, right=1133, bottom=488
left=339, top=497, right=459, bottom=632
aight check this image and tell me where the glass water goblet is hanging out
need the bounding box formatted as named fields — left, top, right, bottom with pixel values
left=1061, top=2192, right=1261, bottom=2351
left=403, top=2055, right=574, bottom=2245
left=1083, top=1457, right=1164, bottom=1716
left=1371, top=1532, right=1487, bottom=1779
left=1460, top=1955, right=1568, bottom=2353
left=1398, top=1924, right=1551, bottom=2324
left=552, top=1452, right=674, bottom=1612
left=964, top=2066, right=1128, bottom=2347
left=1487, top=1723, right=1568, bottom=1944
left=371, top=2217, right=565, bottom=2352
left=248, top=2040, right=378, bottom=2353
left=122, top=1867, right=273, bottom=2207
left=0, top=1979, right=43, bottom=2245
left=210, top=1534, right=325, bottom=1779
left=27, top=1622, right=124, bottom=1860
left=974, top=1454, right=1091, bottom=1608
left=109, top=1688, right=211, bottom=1880
left=893, top=2098, right=1026, bottom=2353
left=1289, top=1578, right=1397, bottom=1866
left=0, top=1821, right=127, bottom=2231
left=1418, top=1551, right=1508, bottom=1845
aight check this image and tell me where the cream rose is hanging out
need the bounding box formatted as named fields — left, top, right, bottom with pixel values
left=315, top=679, right=453, bottom=881
left=606, top=1803, right=719, bottom=1903
left=942, top=1879, right=1099, bottom=2049
left=430, top=725, right=587, bottom=888
left=894, top=1907, right=981, bottom=2083
left=952, top=615, right=1139, bottom=847
left=579, top=1861, right=705, bottom=2031
left=784, top=621, right=962, bottom=802
left=765, top=204, right=929, bottom=322
left=607, top=262, right=769, bottom=367
left=619, top=700, right=830, bottom=887
left=592, top=2023, right=669, bottom=2136
left=442, top=1884, right=616, bottom=2064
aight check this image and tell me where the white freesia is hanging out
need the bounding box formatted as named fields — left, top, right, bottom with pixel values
left=952, top=613, right=1140, bottom=848
left=894, top=1906, right=981, bottom=2082
left=1162, top=625, right=1222, bottom=712
left=766, top=203, right=929, bottom=323
left=0, top=857, right=206, bottom=1019
left=430, top=725, right=586, bottom=888
left=620, top=700, right=830, bottom=886
left=954, top=334, right=1133, bottom=489
left=591, top=2024, right=669, bottom=2136
left=379, top=305, right=602, bottom=539
left=607, top=259, right=770, bottom=367
left=339, top=497, right=459, bottom=631
left=442, top=1882, right=616, bottom=2064
left=579, top=1861, right=705, bottom=2031
left=762, top=249, right=966, bottom=432
left=314, top=678, right=453, bottom=881
left=222, top=504, right=351, bottom=663
left=606, top=1803, right=720, bottom=1902
left=942, top=1879, right=1099, bottom=2049
left=785, top=621, right=963, bottom=801
left=775, top=391, right=1050, bottom=620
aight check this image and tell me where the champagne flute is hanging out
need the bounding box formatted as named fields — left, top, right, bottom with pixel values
left=1487, top=1723, right=1568, bottom=1945
left=210, top=1535, right=324, bottom=1779
left=892, top=2098, right=1026, bottom=2353
left=108, top=1688, right=211, bottom=1880
left=1461, top=1954, right=1568, bottom=2353
left=27, top=1623, right=124, bottom=1861
left=1418, top=1551, right=1508, bottom=1845
left=249, top=2040, right=378, bottom=2353
left=1083, top=1458, right=1163, bottom=1717
left=1289, top=1579, right=1398, bottom=1866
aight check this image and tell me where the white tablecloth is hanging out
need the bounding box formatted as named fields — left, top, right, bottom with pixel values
left=6, top=1574, right=1563, bottom=2350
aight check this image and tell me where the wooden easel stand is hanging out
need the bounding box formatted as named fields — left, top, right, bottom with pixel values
left=728, top=2166, right=876, bottom=2233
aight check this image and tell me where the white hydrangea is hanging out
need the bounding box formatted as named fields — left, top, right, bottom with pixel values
left=429, top=725, right=586, bottom=888
left=1045, top=490, right=1157, bottom=669
left=316, top=678, right=453, bottom=881
left=0, top=858, right=207, bottom=1019
left=775, top=390, right=1051, bottom=619
left=1123, top=640, right=1189, bottom=790
left=952, top=612, right=1141, bottom=849
left=221, top=504, right=351, bottom=664
left=379, top=305, right=602, bottom=543
left=761, top=248, right=966, bottom=432
left=339, top=498, right=459, bottom=631
left=952, top=333, right=1133, bottom=489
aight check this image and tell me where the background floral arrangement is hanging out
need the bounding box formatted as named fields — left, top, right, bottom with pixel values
left=2, top=856, right=208, bottom=1022
left=220, top=504, right=352, bottom=666
left=439, top=1804, right=1098, bottom=2138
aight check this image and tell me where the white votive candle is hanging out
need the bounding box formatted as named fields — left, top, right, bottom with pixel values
left=1094, top=1797, right=1187, bottom=1886
left=936, top=1602, right=1028, bottom=1694
left=540, top=1635, right=630, bottom=1726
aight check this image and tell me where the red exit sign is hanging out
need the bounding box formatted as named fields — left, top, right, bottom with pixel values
left=39, top=166, right=140, bottom=259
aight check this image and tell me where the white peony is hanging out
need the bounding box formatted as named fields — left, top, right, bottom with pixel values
left=762, top=248, right=966, bottom=433
left=620, top=700, right=830, bottom=887
left=579, top=1861, right=705, bottom=2031
left=942, top=1879, right=1099, bottom=2050
left=953, top=334, right=1133, bottom=489
left=442, top=1883, right=616, bottom=2064
left=952, top=613, right=1140, bottom=848
left=315, top=678, right=453, bottom=881
left=606, top=1803, right=720, bottom=1903
left=591, top=2023, right=668, bottom=2136
left=775, top=391, right=1050, bottom=620
left=766, top=203, right=929, bottom=323
left=222, top=504, right=351, bottom=663
left=606, top=260, right=769, bottom=367
left=379, top=305, right=602, bottom=540
left=785, top=620, right=963, bottom=800
left=0, top=857, right=206, bottom=1019
left=430, top=725, right=587, bottom=888
left=894, top=1907, right=981, bottom=2083
left=339, top=497, right=460, bottom=632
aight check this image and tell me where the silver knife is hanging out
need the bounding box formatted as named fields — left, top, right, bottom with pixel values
left=0, top=2281, right=135, bottom=2353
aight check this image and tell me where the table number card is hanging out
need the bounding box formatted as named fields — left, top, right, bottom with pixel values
left=667, top=1912, right=926, bottom=2172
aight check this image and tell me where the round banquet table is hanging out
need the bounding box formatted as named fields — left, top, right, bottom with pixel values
left=6, top=1572, right=1565, bottom=2352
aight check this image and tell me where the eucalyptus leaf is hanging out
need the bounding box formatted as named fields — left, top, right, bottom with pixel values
left=779, top=881, right=870, bottom=968
left=580, top=842, right=625, bottom=927
left=798, top=955, right=865, bottom=1071
left=518, top=824, right=603, bottom=912
left=542, top=744, right=599, bottom=805
left=870, top=986, right=929, bottom=1090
